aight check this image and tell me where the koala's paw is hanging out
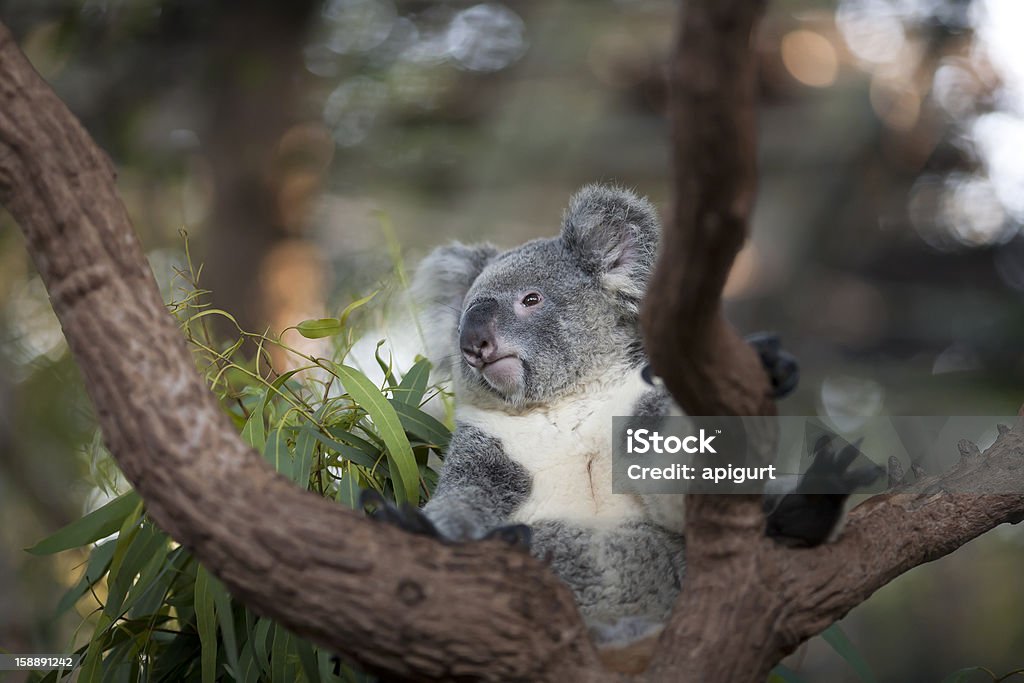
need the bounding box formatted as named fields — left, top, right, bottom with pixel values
left=745, top=332, right=800, bottom=399
left=359, top=490, right=445, bottom=541
left=764, top=435, right=883, bottom=547
left=796, top=435, right=886, bottom=498
left=483, top=523, right=532, bottom=551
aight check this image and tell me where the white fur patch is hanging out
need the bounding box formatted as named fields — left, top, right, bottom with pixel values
left=456, top=369, right=650, bottom=528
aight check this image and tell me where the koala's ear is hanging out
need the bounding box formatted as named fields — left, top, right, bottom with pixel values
left=411, top=242, right=499, bottom=373
left=561, top=184, right=660, bottom=313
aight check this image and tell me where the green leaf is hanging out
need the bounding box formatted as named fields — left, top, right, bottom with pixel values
left=294, top=636, right=320, bottom=683
left=80, top=503, right=145, bottom=683
left=335, top=471, right=361, bottom=509
left=388, top=399, right=450, bottom=449
left=317, top=649, right=342, bottom=682
left=211, top=578, right=241, bottom=681
left=121, top=534, right=171, bottom=618
left=338, top=290, right=378, bottom=328
left=395, top=357, right=431, bottom=405
left=263, top=427, right=290, bottom=473
left=55, top=539, right=118, bottom=615
left=293, top=404, right=329, bottom=487
left=419, top=461, right=439, bottom=497
left=329, top=363, right=419, bottom=504
left=324, top=427, right=381, bottom=461
left=99, top=639, right=135, bottom=683
left=241, top=390, right=268, bottom=452
left=253, top=618, right=273, bottom=677
left=293, top=427, right=316, bottom=487
left=27, top=491, right=141, bottom=555
left=373, top=339, right=398, bottom=390
left=78, top=644, right=102, bottom=683
left=194, top=567, right=218, bottom=683
left=821, top=624, right=876, bottom=683
left=103, top=515, right=160, bottom=620
left=297, top=318, right=342, bottom=339
left=271, top=624, right=292, bottom=682
left=237, top=639, right=261, bottom=683
left=310, top=430, right=380, bottom=470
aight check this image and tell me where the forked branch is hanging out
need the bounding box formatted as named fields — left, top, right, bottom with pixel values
left=641, top=3, right=1024, bottom=682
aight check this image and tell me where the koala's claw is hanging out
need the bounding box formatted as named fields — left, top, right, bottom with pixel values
left=745, top=332, right=800, bottom=399
left=360, top=490, right=444, bottom=540
left=765, top=435, right=883, bottom=547
left=361, top=491, right=533, bottom=550
left=803, top=435, right=884, bottom=492
left=483, top=523, right=532, bottom=550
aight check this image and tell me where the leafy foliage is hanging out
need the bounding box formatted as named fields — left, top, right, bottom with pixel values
left=29, top=240, right=448, bottom=682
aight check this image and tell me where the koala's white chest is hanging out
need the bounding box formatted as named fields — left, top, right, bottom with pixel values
left=456, top=374, right=648, bottom=528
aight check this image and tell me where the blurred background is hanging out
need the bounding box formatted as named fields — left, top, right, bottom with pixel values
left=0, top=0, right=1022, bottom=680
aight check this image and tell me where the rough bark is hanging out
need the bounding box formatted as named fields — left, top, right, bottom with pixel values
left=0, top=22, right=605, bottom=683
left=3, top=3, right=1024, bottom=683
left=640, top=2, right=1024, bottom=682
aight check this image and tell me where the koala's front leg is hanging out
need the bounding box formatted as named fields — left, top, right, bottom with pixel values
left=765, top=435, right=884, bottom=546
left=363, top=427, right=531, bottom=546
left=360, top=423, right=532, bottom=548
left=421, top=425, right=532, bottom=543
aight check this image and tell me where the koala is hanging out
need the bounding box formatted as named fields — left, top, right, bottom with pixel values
left=366, top=185, right=868, bottom=630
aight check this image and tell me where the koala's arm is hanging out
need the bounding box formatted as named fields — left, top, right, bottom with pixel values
left=422, top=425, right=532, bottom=541
left=765, top=435, right=883, bottom=546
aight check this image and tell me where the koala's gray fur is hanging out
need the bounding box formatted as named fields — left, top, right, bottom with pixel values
left=415, top=184, right=685, bottom=627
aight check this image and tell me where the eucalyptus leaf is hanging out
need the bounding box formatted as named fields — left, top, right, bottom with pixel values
left=337, top=290, right=378, bottom=328
left=271, top=624, right=292, bottom=682
left=294, top=635, right=321, bottom=683
left=194, top=566, right=218, bottom=683
left=104, top=518, right=161, bottom=621
left=211, top=578, right=241, bottom=681
left=297, top=318, right=342, bottom=339
left=55, top=539, right=118, bottom=615
left=329, top=363, right=419, bottom=504
left=335, top=471, right=361, bottom=509
left=388, top=399, right=450, bottom=450
left=396, top=357, right=431, bottom=405
left=241, top=389, right=268, bottom=452
left=311, top=430, right=381, bottom=470
left=253, top=618, right=273, bottom=677
left=27, top=491, right=141, bottom=555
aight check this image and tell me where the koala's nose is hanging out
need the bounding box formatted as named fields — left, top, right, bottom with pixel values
left=460, top=300, right=499, bottom=366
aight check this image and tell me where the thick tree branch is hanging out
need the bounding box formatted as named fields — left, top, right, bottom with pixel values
left=641, top=2, right=1024, bottom=682
left=0, top=23, right=607, bottom=683
left=782, top=433, right=1024, bottom=644
left=638, top=3, right=779, bottom=679
left=641, top=0, right=772, bottom=418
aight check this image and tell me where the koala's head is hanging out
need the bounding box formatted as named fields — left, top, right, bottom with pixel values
left=413, top=185, right=660, bottom=408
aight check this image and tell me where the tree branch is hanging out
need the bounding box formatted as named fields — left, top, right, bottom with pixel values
left=641, top=0, right=772, bottom=419
left=641, top=2, right=1024, bottom=681
left=0, top=22, right=607, bottom=683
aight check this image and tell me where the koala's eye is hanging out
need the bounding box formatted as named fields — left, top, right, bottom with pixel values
left=521, top=292, right=542, bottom=307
